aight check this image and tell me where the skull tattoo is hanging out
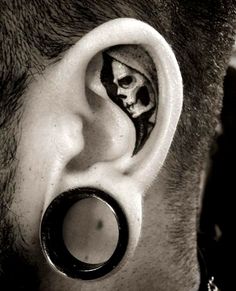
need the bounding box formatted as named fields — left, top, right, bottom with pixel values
left=111, top=60, right=155, bottom=119
left=101, top=53, right=158, bottom=155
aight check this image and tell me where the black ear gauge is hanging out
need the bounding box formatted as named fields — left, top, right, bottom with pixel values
left=40, top=188, right=129, bottom=280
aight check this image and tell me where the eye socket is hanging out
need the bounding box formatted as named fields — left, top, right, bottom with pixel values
left=118, top=75, right=135, bottom=89
left=86, top=45, right=158, bottom=155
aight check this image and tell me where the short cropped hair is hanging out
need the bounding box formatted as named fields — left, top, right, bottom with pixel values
left=0, top=0, right=235, bottom=196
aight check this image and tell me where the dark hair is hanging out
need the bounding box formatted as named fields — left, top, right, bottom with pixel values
left=0, top=0, right=235, bottom=167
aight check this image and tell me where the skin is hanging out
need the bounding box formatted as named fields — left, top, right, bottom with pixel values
left=0, top=1, right=236, bottom=291
left=9, top=22, right=189, bottom=291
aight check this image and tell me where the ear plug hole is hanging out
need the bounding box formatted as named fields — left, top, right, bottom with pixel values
left=62, top=197, right=119, bottom=264
left=40, top=188, right=129, bottom=280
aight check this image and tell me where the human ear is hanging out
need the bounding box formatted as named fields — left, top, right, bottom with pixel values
left=36, top=18, right=183, bottom=279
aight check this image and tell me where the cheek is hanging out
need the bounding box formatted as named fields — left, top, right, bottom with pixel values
left=12, top=121, right=59, bottom=245
left=11, top=100, right=84, bottom=246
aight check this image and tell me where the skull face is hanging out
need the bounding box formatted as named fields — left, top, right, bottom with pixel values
left=112, top=60, right=155, bottom=118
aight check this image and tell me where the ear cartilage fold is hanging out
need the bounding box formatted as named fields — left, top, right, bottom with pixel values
left=40, top=188, right=129, bottom=280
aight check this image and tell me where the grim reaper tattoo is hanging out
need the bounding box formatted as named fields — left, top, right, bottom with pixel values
left=100, top=52, right=158, bottom=155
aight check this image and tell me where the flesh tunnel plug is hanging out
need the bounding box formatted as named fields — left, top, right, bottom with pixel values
left=40, top=187, right=129, bottom=280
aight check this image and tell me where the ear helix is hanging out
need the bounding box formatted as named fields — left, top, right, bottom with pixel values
left=40, top=18, right=183, bottom=280
left=77, top=17, right=182, bottom=189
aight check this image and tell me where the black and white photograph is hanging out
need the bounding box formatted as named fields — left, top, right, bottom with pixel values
left=0, top=1, right=235, bottom=290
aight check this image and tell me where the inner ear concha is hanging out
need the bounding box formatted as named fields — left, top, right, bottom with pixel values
left=100, top=45, right=159, bottom=155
